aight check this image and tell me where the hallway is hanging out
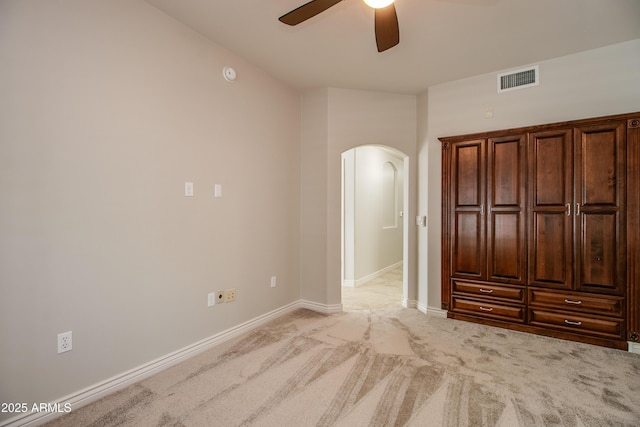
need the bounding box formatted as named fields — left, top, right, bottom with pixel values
left=341, top=266, right=403, bottom=311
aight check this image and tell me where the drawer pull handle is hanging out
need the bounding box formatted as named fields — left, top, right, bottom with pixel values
left=479, top=306, right=493, bottom=312
left=479, top=289, right=494, bottom=294
left=564, top=320, right=582, bottom=326
left=564, top=299, right=582, bottom=305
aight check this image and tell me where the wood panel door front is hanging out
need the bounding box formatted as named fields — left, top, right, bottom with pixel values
left=528, top=129, right=573, bottom=289
left=487, top=135, right=526, bottom=284
left=574, top=121, right=626, bottom=295
left=450, top=139, right=486, bottom=280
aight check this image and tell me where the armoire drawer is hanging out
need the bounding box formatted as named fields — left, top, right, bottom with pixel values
left=529, top=309, right=624, bottom=340
left=528, top=289, right=623, bottom=317
left=452, top=280, right=525, bottom=303
left=451, top=297, right=525, bottom=323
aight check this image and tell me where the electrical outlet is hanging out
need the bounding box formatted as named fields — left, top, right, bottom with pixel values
left=216, top=290, right=225, bottom=304
left=270, top=276, right=277, bottom=288
left=57, top=331, right=72, bottom=354
left=225, top=288, right=236, bottom=303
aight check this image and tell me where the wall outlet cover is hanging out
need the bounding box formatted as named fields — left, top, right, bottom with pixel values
left=57, top=331, right=72, bottom=354
left=216, top=290, right=225, bottom=304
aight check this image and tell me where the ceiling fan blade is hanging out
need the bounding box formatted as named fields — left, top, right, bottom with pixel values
left=279, top=0, right=343, bottom=26
left=374, top=3, right=399, bottom=52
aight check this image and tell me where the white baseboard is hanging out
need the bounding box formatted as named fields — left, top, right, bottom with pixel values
left=403, top=298, right=417, bottom=309
left=629, top=341, right=640, bottom=354
left=0, top=301, right=302, bottom=427
left=414, top=303, right=447, bottom=318
left=299, top=299, right=343, bottom=314
left=342, top=261, right=403, bottom=288
left=426, top=306, right=448, bottom=318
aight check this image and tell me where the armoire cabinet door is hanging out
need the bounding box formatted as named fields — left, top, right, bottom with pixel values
left=487, top=135, right=527, bottom=284
left=450, top=140, right=486, bottom=280
left=574, top=121, right=626, bottom=295
left=528, top=129, right=574, bottom=289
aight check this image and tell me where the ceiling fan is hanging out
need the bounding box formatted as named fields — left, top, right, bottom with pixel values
left=279, top=0, right=400, bottom=52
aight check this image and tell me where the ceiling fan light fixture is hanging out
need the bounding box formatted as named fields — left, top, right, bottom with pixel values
left=363, top=0, right=394, bottom=9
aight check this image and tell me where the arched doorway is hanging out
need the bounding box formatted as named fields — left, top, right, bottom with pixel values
left=341, top=145, right=408, bottom=310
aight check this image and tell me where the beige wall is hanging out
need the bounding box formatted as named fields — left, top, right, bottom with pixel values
left=300, top=88, right=418, bottom=309
left=299, top=89, right=330, bottom=305
left=419, top=39, right=640, bottom=311
left=0, top=0, right=300, bottom=417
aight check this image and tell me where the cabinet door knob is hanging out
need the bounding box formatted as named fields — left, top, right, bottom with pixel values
left=564, top=319, right=582, bottom=326
left=576, top=203, right=580, bottom=216
left=566, top=203, right=571, bottom=216
left=564, top=299, right=582, bottom=305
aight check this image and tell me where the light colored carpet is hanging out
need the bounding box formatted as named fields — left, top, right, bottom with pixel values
left=43, top=300, right=640, bottom=426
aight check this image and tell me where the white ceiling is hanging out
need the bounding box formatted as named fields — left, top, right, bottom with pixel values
left=146, top=0, right=640, bottom=94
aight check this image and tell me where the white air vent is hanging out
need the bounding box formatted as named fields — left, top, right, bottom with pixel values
left=497, top=65, right=539, bottom=93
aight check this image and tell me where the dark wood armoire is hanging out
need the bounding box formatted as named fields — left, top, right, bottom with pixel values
left=440, top=112, right=640, bottom=350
